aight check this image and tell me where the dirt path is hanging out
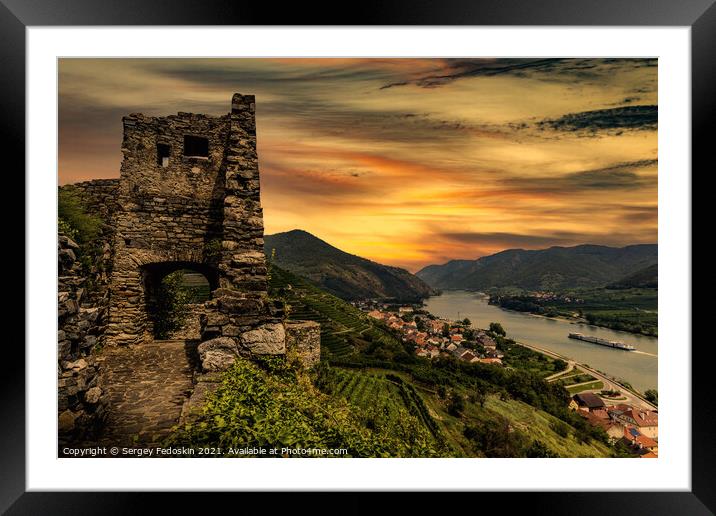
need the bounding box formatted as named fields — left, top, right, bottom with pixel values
left=96, top=340, right=198, bottom=447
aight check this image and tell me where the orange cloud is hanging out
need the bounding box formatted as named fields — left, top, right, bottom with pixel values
left=59, top=58, right=657, bottom=271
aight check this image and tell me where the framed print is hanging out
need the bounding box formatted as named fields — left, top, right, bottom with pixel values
left=5, top=0, right=712, bottom=512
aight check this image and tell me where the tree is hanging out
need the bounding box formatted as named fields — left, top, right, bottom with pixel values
left=442, top=323, right=450, bottom=337
left=463, top=417, right=530, bottom=457
left=644, top=389, right=658, bottom=406
left=415, top=317, right=426, bottom=332
left=553, top=359, right=568, bottom=373
left=489, top=322, right=506, bottom=336
left=462, top=318, right=471, bottom=327
left=447, top=390, right=465, bottom=417
left=469, top=388, right=487, bottom=408
left=526, top=440, right=558, bottom=458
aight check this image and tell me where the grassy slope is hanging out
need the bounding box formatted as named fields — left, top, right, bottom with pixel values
left=269, top=264, right=613, bottom=458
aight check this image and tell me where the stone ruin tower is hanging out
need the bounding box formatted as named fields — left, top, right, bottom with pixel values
left=107, top=93, right=319, bottom=370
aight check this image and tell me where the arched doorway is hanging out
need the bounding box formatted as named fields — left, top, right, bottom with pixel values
left=141, top=262, right=218, bottom=340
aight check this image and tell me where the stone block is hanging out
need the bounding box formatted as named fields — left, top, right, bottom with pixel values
left=285, top=320, right=321, bottom=369
left=84, top=386, right=103, bottom=404
left=198, top=337, right=240, bottom=372
left=239, top=323, right=286, bottom=355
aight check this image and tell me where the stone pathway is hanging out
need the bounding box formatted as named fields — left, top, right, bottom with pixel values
left=96, top=340, right=198, bottom=447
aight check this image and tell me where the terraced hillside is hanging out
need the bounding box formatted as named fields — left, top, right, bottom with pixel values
left=269, top=265, right=409, bottom=361
left=331, top=369, right=441, bottom=438
left=264, top=264, right=615, bottom=458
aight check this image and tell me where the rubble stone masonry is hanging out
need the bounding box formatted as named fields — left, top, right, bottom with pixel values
left=61, top=94, right=319, bottom=387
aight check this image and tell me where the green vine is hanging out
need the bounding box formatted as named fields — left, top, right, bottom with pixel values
left=167, top=356, right=444, bottom=457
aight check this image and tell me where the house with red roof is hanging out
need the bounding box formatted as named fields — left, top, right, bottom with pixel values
left=609, top=406, right=658, bottom=439
left=622, top=426, right=658, bottom=455
left=460, top=350, right=480, bottom=363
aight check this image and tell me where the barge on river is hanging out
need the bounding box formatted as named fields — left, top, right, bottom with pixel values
left=568, top=332, right=635, bottom=351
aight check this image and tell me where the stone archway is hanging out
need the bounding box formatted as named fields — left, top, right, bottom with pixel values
left=104, top=93, right=319, bottom=372
left=106, top=93, right=267, bottom=347
left=63, top=94, right=320, bottom=451
left=140, top=261, right=218, bottom=340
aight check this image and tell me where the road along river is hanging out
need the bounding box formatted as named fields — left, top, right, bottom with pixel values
left=423, top=290, right=658, bottom=393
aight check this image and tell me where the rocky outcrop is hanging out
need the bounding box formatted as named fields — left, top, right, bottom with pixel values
left=57, top=233, right=109, bottom=445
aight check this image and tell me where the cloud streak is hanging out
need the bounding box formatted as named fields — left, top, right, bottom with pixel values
left=58, top=58, right=658, bottom=271
left=537, top=105, right=658, bottom=133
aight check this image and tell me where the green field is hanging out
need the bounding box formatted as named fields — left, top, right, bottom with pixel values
left=498, top=340, right=566, bottom=378
left=329, top=367, right=612, bottom=458
left=566, top=381, right=605, bottom=395
left=414, top=378, right=611, bottom=458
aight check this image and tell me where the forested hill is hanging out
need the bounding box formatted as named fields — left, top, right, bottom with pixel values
left=607, top=263, right=658, bottom=289
left=416, top=244, right=657, bottom=291
left=264, top=229, right=436, bottom=301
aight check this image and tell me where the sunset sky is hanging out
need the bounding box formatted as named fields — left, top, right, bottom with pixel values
left=58, top=58, right=657, bottom=272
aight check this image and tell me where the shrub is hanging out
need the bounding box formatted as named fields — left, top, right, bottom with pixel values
left=167, top=357, right=444, bottom=457
left=447, top=391, right=465, bottom=417
left=463, top=417, right=531, bottom=458
left=489, top=322, right=506, bottom=336
left=153, top=271, right=192, bottom=339
left=58, top=188, right=102, bottom=245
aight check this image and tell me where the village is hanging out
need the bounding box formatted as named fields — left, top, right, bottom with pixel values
left=357, top=302, right=505, bottom=366
left=570, top=392, right=658, bottom=458
left=355, top=300, right=658, bottom=458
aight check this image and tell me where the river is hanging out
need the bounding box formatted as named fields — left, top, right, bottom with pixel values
left=423, top=290, right=658, bottom=392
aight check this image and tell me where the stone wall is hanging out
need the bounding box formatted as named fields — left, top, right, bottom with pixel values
left=58, top=234, right=109, bottom=445
left=66, top=93, right=319, bottom=372
left=285, top=321, right=321, bottom=368
left=107, top=94, right=274, bottom=347
left=58, top=94, right=321, bottom=448
left=61, top=179, right=119, bottom=224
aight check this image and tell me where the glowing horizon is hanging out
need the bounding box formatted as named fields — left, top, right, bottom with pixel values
left=59, top=58, right=657, bottom=272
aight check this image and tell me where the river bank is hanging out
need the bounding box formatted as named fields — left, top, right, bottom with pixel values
left=486, top=288, right=658, bottom=338
left=423, top=290, right=658, bottom=393
left=514, top=339, right=656, bottom=410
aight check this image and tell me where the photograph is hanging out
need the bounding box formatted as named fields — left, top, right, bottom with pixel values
left=57, top=57, right=660, bottom=459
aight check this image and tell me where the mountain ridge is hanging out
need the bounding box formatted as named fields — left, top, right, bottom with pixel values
left=264, top=229, right=436, bottom=301
left=416, top=243, right=657, bottom=291
left=607, top=263, right=658, bottom=289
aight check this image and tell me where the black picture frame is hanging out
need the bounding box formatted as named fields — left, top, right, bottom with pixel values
left=4, top=0, right=710, bottom=513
